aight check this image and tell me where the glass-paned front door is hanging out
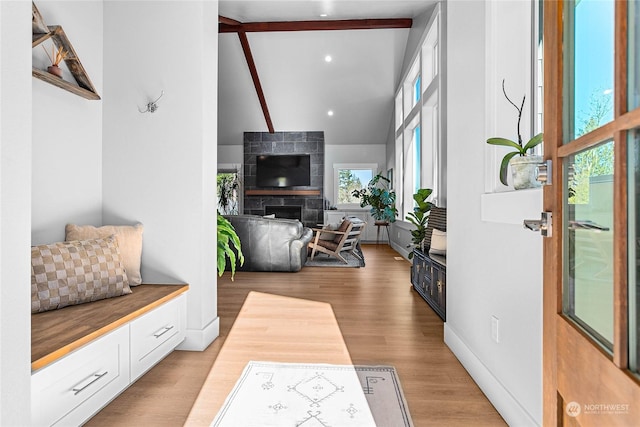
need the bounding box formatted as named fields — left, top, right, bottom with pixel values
left=563, top=0, right=614, bottom=142
left=630, top=129, right=640, bottom=376
left=564, top=141, right=615, bottom=350
left=629, top=0, right=640, bottom=379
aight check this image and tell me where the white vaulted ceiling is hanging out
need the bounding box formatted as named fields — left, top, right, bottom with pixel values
left=217, top=0, right=438, bottom=146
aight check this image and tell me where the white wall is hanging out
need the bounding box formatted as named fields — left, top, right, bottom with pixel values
left=102, top=0, right=219, bottom=351
left=324, top=144, right=387, bottom=207
left=31, top=1, right=104, bottom=245
left=445, top=1, right=542, bottom=426
left=218, top=144, right=242, bottom=165
left=0, top=1, right=32, bottom=423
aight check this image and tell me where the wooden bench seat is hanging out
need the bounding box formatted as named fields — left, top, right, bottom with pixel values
left=31, top=283, right=189, bottom=426
left=32, top=283, right=189, bottom=371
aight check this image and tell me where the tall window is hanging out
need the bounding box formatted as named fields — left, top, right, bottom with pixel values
left=413, top=125, right=421, bottom=194
left=395, top=8, right=443, bottom=215
left=413, top=76, right=421, bottom=105
left=395, top=136, right=404, bottom=215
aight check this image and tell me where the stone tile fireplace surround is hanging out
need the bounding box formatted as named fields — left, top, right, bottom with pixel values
left=243, top=131, right=324, bottom=227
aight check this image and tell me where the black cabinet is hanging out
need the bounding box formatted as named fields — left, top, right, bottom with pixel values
left=411, top=249, right=446, bottom=320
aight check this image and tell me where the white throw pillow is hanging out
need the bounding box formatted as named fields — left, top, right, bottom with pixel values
left=429, top=229, right=447, bottom=256
left=65, top=223, right=144, bottom=286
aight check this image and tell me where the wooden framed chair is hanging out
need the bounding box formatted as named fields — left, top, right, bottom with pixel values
left=309, top=217, right=366, bottom=264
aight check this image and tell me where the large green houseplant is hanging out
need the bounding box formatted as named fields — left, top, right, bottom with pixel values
left=351, top=173, right=398, bottom=223
left=405, top=188, right=433, bottom=258
left=217, top=212, right=244, bottom=280
left=486, top=79, right=543, bottom=189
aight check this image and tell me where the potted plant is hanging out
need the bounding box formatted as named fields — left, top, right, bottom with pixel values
left=217, top=172, right=240, bottom=215
left=486, top=79, right=543, bottom=189
left=352, top=173, right=397, bottom=224
left=43, top=44, right=67, bottom=78
left=405, top=188, right=433, bottom=258
left=217, top=211, right=244, bottom=280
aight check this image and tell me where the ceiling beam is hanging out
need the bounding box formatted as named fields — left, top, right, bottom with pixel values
left=237, top=31, right=275, bottom=133
left=219, top=16, right=241, bottom=26
left=219, top=18, right=412, bottom=33
left=217, top=15, right=412, bottom=133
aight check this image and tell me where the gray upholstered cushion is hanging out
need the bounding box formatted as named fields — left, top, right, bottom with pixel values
left=31, top=236, right=132, bottom=313
left=224, top=215, right=313, bottom=272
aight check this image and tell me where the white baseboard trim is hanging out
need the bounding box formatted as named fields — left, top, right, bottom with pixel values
left=177, top=316, right=220, bottom=351
left=444, top=324, right=539, bottom=427
left=390, top=240, right=411, bottom=260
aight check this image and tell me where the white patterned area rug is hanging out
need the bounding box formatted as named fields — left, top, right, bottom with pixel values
left=212, top=361, right=413, bottom=427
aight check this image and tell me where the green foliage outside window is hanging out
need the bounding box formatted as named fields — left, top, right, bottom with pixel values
left=569, top=89, right=614, bottom=204
left=338, top=169, right=364, bottom=204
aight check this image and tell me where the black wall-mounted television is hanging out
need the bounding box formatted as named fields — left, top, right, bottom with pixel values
left=256, top=154, right=311, bottom=187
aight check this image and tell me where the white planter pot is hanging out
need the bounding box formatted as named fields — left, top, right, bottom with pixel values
left=510, top=155, right=543, bottom=190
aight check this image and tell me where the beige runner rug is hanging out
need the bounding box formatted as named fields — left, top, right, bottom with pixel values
left=212, top=361, right=413, bottom=426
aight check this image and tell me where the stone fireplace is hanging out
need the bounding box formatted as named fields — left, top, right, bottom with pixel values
left=243, top=131, right=324, bottom=227
left=264, top=206, right=302, bottom=221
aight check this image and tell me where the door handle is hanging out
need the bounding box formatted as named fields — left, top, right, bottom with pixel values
left=568, top=220, right=610, bottom=231
left=523, top=211, right=552, bottom=237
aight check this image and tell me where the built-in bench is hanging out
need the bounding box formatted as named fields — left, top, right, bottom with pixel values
left=31, top=284, right=189, bottom=426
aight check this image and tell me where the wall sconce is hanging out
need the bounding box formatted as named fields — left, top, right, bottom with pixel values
left=138, top=90, right=164, bottom=113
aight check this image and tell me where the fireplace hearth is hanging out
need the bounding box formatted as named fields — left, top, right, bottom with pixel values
left=264, top=206, right=303, bottom=221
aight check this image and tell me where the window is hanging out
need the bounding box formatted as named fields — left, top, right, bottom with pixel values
left=395, top=136, right=404, bottom=214
left=413, top=125, right=421, bottom=194
left=402, top=119, right=421, bottom=218
left=333, top=164, right=376, bottom=208
left=395, top=91, right=403, bottom=131
left=422, top=19, right=439, bottom=87
left=395, top=8, right=444, bottom=216
left=403, top=60, right=421, bottom=119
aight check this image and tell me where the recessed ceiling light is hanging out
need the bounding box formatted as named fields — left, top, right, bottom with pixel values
left=327, top=110, right=334, bottom=116
left=324, top=55, right=332, bottom=63
left=320, top=13, right=328, bottom=17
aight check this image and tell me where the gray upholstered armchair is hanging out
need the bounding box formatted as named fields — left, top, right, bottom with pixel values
left=224, top=215, right=313, bottom=272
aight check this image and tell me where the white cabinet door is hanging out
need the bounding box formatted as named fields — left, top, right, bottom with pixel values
left=130, top=294, right=186, bottom=381
left=32, top=326, right=130, bottom=427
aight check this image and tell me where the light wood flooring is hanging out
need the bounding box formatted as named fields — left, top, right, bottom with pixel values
left=87, top=244, right=506, bottom=426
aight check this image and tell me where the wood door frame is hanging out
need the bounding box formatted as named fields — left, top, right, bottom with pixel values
left=543, top=1, right=640, bottom=425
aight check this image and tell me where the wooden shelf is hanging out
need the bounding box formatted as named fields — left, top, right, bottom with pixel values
left=245, top=189, right=321, bottom=196
left=32, top=67, right=100, bottom=100
left=31, top=7, right=100, bottom=101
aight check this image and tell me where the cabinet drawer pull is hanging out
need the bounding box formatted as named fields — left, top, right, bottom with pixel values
left=71, top=371, right=108, bottom=395
left=153, top=325, right=174, bottom=338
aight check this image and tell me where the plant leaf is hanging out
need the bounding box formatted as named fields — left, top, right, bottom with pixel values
left=487, top=137, right=523, bottom=153
left=217, top=213, right=244, bottom=280
left=522, top=132, right=544, bottom=153
left=499, top=151, right=520, bottom=186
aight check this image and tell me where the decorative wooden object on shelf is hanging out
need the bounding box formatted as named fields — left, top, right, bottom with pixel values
left=411, top=249, right=446, bottom=320
left=245, top=189, right=321, bottom=196
left=31, top=2, right=100, bottom=100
